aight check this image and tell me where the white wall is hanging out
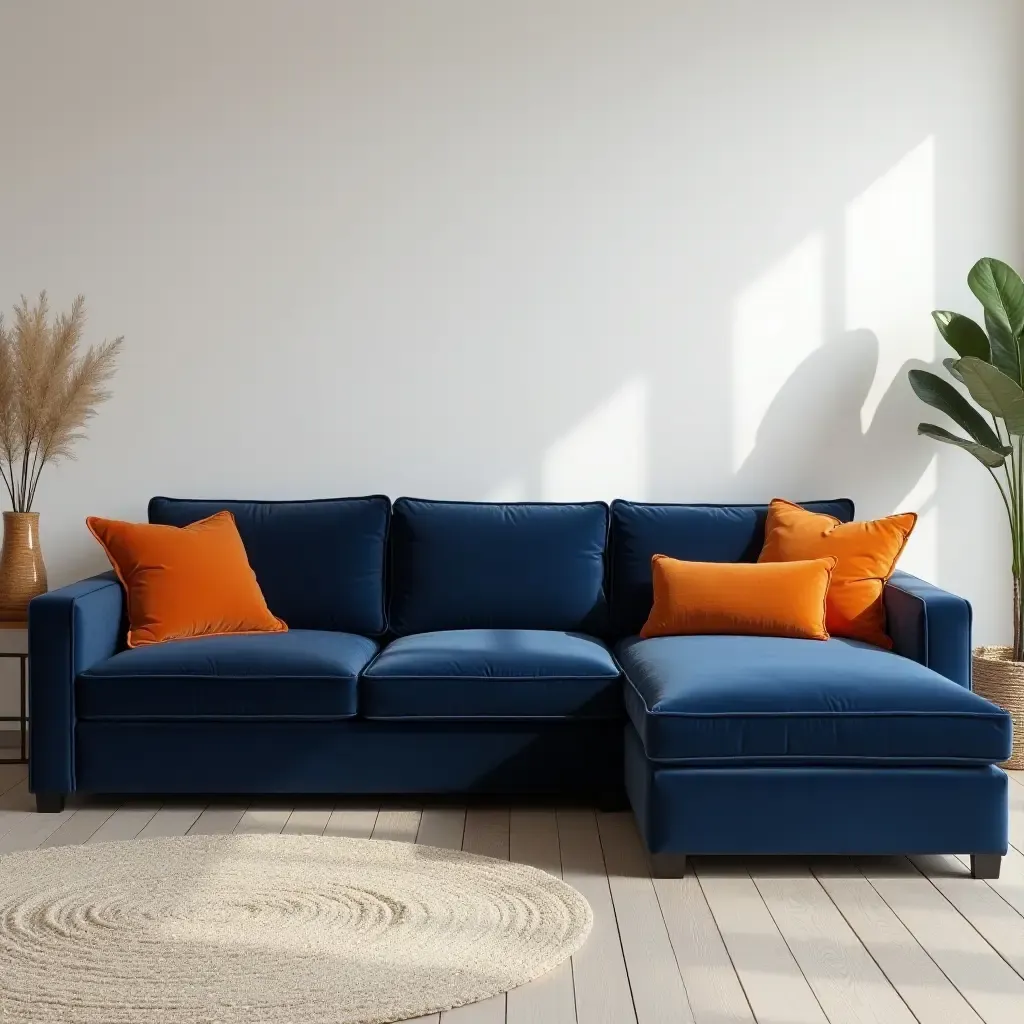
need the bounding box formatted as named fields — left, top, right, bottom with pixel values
left=0, top=0, right=1021, bottom=693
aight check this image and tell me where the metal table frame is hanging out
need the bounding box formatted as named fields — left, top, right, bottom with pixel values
left=0, top=625, right=27, bottom=765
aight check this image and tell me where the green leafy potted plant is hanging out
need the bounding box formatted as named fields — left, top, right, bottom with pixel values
left=909, top=257, right=1024, bottom=767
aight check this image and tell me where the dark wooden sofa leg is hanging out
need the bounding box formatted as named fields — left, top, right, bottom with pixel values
left=970, top=854, right=1001, bottom=879
left=649, top=853, right=688, bottom=878
left=35, top=793, right=65, bottom=813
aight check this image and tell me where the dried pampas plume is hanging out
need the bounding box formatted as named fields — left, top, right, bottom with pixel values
left=0, top=292, right=122, bottom=511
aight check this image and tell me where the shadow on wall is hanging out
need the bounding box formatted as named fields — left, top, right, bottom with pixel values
left=734, top=331, right=932, bottom=519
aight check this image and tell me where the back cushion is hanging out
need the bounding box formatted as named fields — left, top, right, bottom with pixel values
left=389, top=499, right=608, bottom=635
left=609, top=498, right=855, bottom=637
left=148, top=496, right=390, bottom=634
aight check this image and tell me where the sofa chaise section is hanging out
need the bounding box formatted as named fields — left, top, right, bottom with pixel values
left=610, top=500, right=1013, bottom=879
left=618, top=634, right=1010, bottom=766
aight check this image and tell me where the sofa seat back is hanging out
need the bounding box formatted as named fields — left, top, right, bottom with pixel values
left=149, top=496, right=390, bottom=634
left=77, top=630, right=377, bottom=720
left=609, top=498, right=855, bottom=637
left=362, top=628, right=621, bottom=720
left=388, top=499, right=608, bottom=635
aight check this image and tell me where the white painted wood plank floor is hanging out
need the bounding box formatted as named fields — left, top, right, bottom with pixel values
left=1, top=765, right=1023, bottom=1023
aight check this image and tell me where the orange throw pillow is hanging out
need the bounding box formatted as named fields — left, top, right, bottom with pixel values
left=758, top=498, right=916, bottom=649
left=639, top=555, right=837, bottom=641
left=87, top=511, right=287, bottom=647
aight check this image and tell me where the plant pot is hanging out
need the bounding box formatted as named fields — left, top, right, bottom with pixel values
left=973, top=646, right=1024, bottom=769
left=0, top=511, right=47, bottom=622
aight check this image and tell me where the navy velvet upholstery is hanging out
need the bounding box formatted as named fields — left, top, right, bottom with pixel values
left=149, top=496, right=390, bottom=634
left=78, top=631, right=377, bottom=720
left=29, top=573, right=123, bottom=795
left=617, top=634, right=1012, bottom=765
left=362, top=629, right=621, bottom=719
left=74, top=719, right=624, bottom=796
left=389, top=499, right=609, bottom=635
left=609, top=498, right=855, bottom=637
left=885, top=570, right=973, bottom=687
left=625, top=727, right=1009, bottom=855
left=29, top=493, right=1005, bottom=866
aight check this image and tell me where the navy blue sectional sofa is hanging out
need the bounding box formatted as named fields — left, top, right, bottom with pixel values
left=28, top=496, right=1013, bottom=878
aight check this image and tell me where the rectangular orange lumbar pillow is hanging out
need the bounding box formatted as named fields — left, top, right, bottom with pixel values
left=87, top=511, right=287, bottom=647
left=757, top=498, right=916, bottom=649
left=639, top=554, right=837, bottom=641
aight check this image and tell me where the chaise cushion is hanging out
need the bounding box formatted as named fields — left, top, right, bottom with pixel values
left=617, top=634, right=1012, bottom=765
left=362, top=629, right=622, bottom=719
left=77, top=630, right=378, bottom=719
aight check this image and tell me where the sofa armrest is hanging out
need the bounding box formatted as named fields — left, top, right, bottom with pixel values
left=28, top=572, right=123, bottom=795
left=884, top=570, right=972, bottom=688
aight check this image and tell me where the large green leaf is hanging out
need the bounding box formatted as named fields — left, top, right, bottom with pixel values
left=931, top=310, right=990, bottom=360
left=969, top=257, right=1024, bottom=339
left=956, top=356, right=1024, bottom=434
left=943, top=357, right=965, bottom=382
left=917, top=423, right=1009, bottom=468
left=908, top=369, right=1008, bottom=452
left=984, top=309, right=1021, bottom=383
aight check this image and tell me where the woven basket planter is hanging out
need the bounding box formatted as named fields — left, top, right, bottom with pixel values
left=973, top=646, right=1024, bottom=769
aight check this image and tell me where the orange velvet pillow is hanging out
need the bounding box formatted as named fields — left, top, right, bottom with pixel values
left=639, top=554, right=837, bottom=641
left=87, top=511, right=287, bottom=647
left=757, top=498, right=916, bottom=648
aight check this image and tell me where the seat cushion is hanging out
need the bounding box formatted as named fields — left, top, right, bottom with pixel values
left=362, top=629, right=622, bottom=719
left=77, top=630, right=378, bottom=719
left=608, top=498, right=855, bottom=637
left=388, top=499, right=608, bottom=635
left=617, top=634, right=1012, bottom=765
left=149, top=496, right=390, bottom=634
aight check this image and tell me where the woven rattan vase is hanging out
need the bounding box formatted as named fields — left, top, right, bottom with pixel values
left=973, top=646, right=1024, bottom=769
left=0, top=512, right=47, bottom=622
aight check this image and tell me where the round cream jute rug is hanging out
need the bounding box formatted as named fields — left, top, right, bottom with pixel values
left=0, top=833, right=592, bottom=1024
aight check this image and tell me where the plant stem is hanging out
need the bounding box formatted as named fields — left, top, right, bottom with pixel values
left=0, top=462, right=15, bottom=509
left=1016, top=576, right=1022, bottom=661
left=994, top=414, right=1008, bottom=447
left=24, top=437, right=48, bottom=512
left=24, top=440, right=44, bottom=512
left=989, top=447, right=1021, bottom=659
left=6, top=455, right=16, bottom=510
left=1015, top=436, right=1024, bottom=660
left=26, top=446, right=48, bottom=511
left=17, top=431, right=32, bottom=512
left=988, top=462, right=1015, bottom=542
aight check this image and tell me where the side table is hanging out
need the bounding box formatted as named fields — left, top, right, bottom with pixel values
left=0, top=622, right=27, bottom=764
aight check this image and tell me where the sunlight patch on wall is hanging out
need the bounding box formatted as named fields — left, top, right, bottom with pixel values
left=894, top=458, right=938, bottom=581
left=542, top=379, right=647, bottom=501
left=732, top=233, right=824, bottom=470
left=845, top=135, right=936, bottom=575
left=845, top=136, right=935, bottom=432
